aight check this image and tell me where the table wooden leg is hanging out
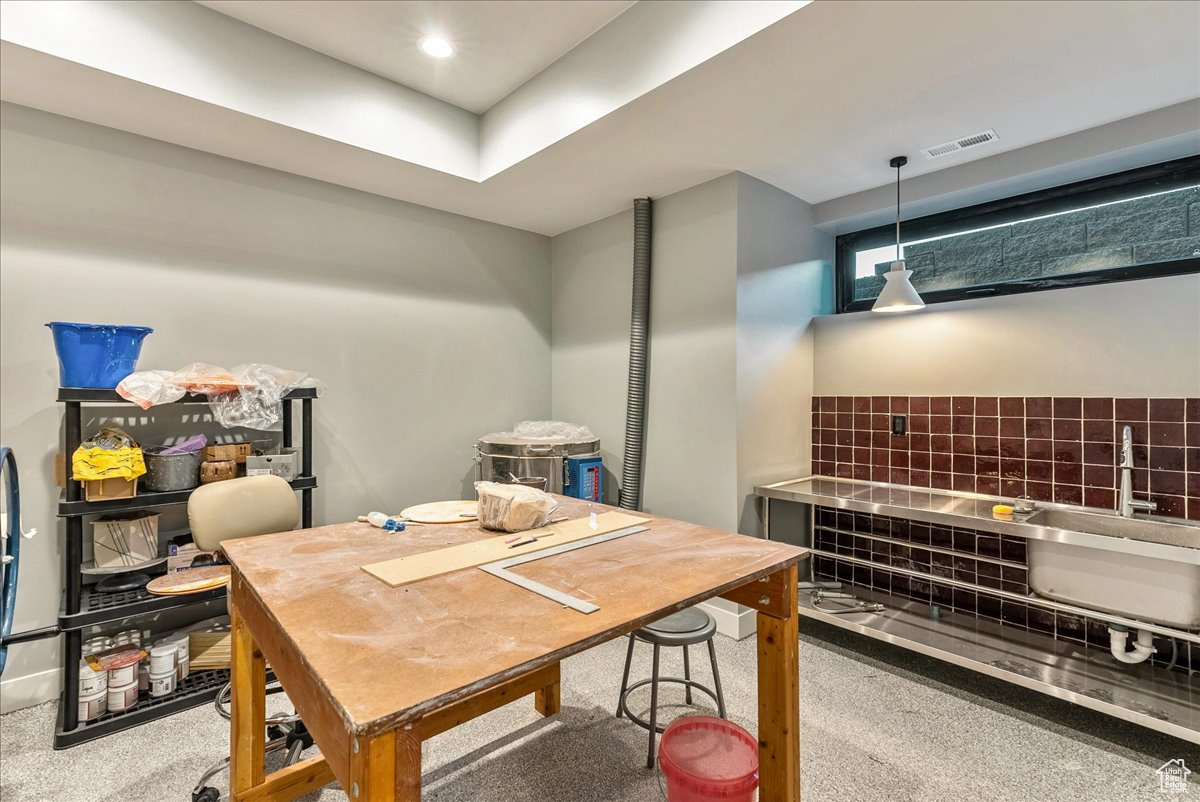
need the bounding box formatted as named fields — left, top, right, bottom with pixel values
left=534, top=661, right=561, bottom=717
left=349, top=727, right=421, bottom=801
left=396, top=728, right=422, bottom=801
left=757, top=563, right=800, bottom=802
left=230, top=600, right=267, bottom=797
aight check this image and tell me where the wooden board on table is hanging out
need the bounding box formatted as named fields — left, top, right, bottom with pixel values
left=361, top=511, right=650, bottom=588
left=146, top=565, right=231, bottom=595
left=399, top=500, right=478, bottom=524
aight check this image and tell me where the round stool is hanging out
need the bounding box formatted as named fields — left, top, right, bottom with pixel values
left=616, top=607, right=727, bottom=768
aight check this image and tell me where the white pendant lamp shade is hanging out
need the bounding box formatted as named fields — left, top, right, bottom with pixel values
left=874, top=260, right=926, bottom=312
left=872, top=156, right=925, bottom=314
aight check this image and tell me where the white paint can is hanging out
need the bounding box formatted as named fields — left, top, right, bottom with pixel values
left=108, top=662, right=137, bottom=686
left=78, top=688, right=107, bottom=721
left=148, top=670, right=176, bottom=698
left=114, top=629, right=141, bottom=646
left=107, top=680, right=139, bottom=712
left=79, top=659, right=108, bottom=695
left=162, top=632, right=189, bottom=662
left=138, top=662, right=150, bottom=692
left=149, top=642, right=178, bottom=674
left=83, top=636, right=113, bottom=656
left=176, top=655, right=190, bottom=682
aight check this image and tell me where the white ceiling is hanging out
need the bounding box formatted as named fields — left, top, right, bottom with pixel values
left=196, top=0, right=636, bottom=113
left=2, top=0, right=1198, bottom=235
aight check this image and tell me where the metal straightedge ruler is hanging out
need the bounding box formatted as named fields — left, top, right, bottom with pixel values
left=478, top=525, right=649, bottom=614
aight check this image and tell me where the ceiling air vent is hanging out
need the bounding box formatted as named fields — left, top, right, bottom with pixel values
left=920, top=129, right=998, bottom=160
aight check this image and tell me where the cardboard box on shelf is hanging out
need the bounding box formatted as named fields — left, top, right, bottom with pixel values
left=200, top=460, right=237, bottom=484
left=245, top=448, right=300, bottom=482
left=84, top=477, right=138, bottom=503
left=92, top=513, right=159, bottom=568
left=167, top=540, right=221, bottom=573
left=204, top=442, right=252, bottom=464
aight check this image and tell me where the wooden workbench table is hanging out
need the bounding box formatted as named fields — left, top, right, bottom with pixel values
left=222, top=497, right=806, bottom=801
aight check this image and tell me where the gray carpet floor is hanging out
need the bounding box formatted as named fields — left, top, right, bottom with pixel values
left=0, top=621, right=1190, bottom=801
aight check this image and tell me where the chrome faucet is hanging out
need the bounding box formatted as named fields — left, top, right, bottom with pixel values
left=1118, top=425, right=1156, bottom=518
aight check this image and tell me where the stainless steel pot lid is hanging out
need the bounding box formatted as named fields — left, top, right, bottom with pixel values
left=477, top=433, right=600, bottom=458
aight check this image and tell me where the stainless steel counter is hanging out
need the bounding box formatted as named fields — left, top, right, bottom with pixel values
left=800, top=589, right=1199, bottom=744
left=756, top=476, right=1199, bottom=564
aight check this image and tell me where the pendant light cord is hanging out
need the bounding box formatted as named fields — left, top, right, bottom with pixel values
left=894, top=162, right=901, bottom=262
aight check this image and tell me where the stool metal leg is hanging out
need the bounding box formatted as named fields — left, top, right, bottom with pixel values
left=686, top=643, right=696, bottom=701
left=647, top=643, right=660, bottom=768
left=707, top=637, right=727, bottom=718
left=617, top=633, right=636, bottom=718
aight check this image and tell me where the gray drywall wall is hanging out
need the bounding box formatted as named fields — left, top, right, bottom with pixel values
left=550, top=173, right=833, bottom=636
left=734, top=174, right=834, bottom=537
left=641, top=175, right=740, bottom=530
left=0, top=104, right=551, bottom=710
left=550, top=175, right=740, bottom=529
left=812, top=275, right=1200, bottom=397
left=549, top=208, right=634, bottom=506
left=551, top=173, right=835, bottom=535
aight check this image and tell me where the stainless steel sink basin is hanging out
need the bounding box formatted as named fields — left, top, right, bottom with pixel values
left=1026, top=509, right=1200, bottom=629
left=1024, top=507, right=1200, bottom=547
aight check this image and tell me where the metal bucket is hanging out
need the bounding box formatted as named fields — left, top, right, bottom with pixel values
left=142, top=447, right=201, bottom=492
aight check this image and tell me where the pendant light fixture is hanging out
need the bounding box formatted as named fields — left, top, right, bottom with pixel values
left=872, top=155, right=925, bottom=313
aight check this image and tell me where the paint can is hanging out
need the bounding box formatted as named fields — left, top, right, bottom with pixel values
left=83, top=636, right=114, bottom=656
left=149, top=642, right=178, bottom=675
left=138, top=662, right=150, bottom=692
left=78, top=688, right=107, bottom=721
left=108, top=662, right=137, bottom=686
left=148, top=670, right=176, bottom=698
left=162, top=632, right=189, bottom=679
left=107, top=680, right=139, bottom=712
left=176, top=655, right=190, bottom=682
left=79, top=659, right=108, bottom=695
left=114, top=629, right=141, bottom=646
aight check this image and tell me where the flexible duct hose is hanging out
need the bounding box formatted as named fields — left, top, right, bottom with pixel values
left=0, top=448, right=22, bottom=676
left=619, top=198, right=652, bottom=511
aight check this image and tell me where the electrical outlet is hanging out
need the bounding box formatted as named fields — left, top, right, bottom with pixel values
left=891, top=415, right=907, bottom=436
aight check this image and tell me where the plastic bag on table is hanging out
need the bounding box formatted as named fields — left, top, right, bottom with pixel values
left=474, top=481, right=560, bottom=532
left=506, top=421, right=595, bottom=441
left=116, top=370, right=187, bottom=410
left=205, top=364, right=326, bottom=431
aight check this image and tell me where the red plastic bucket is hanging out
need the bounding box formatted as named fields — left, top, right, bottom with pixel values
left=659, top=716, right=759, bottom=802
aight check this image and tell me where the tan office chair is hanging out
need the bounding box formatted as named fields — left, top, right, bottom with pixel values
left=188, top=475, right=301, bottom=802
left=189, top=474, right=298, bottom=553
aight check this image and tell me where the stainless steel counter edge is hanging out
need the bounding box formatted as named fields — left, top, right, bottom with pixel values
left=756, top=476, right=1199, bottom=564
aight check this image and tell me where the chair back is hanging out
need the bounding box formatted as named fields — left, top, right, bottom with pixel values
left=188, top=474, right=299, bottom=552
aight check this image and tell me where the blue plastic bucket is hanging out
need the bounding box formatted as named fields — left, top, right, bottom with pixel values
left=46, top=322, right=153, bottom=388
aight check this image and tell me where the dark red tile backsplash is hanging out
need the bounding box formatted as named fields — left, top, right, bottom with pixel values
left=812, top=396, right=1200, bottom=521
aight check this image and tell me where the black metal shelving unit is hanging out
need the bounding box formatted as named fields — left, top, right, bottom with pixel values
left=53, top=387, right=317, bottom=749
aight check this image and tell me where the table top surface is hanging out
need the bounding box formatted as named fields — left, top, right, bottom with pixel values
left=223, top=497, right=805, bottom=736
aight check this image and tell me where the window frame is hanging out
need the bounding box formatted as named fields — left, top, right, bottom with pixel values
left=835, top=155, right=1200, bottom=313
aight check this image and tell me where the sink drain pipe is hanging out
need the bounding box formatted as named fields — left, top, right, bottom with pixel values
left=619, top=198, right=652, bottom=511
left=1109, top=625, right=1155, bottom=664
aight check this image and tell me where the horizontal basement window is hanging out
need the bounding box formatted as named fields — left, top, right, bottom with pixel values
left=836, top=156, right=1200, bottom=312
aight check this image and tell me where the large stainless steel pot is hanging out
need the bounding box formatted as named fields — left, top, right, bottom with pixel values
left=475, top=433, right=600, bottom=494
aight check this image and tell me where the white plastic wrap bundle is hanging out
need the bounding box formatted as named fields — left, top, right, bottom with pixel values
left=475, top=481, right=560, bottom=532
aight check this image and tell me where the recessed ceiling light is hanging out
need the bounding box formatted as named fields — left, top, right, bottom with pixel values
left=419, top=36, right=454, bottom=59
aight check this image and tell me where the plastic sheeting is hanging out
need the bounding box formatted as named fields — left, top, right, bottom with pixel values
left=499, top=421, right=595, bottom=441
left=116, top=364, right=325, bottom=430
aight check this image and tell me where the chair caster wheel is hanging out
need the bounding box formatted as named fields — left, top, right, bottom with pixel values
left=192, top=787, right=221, bottom=802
